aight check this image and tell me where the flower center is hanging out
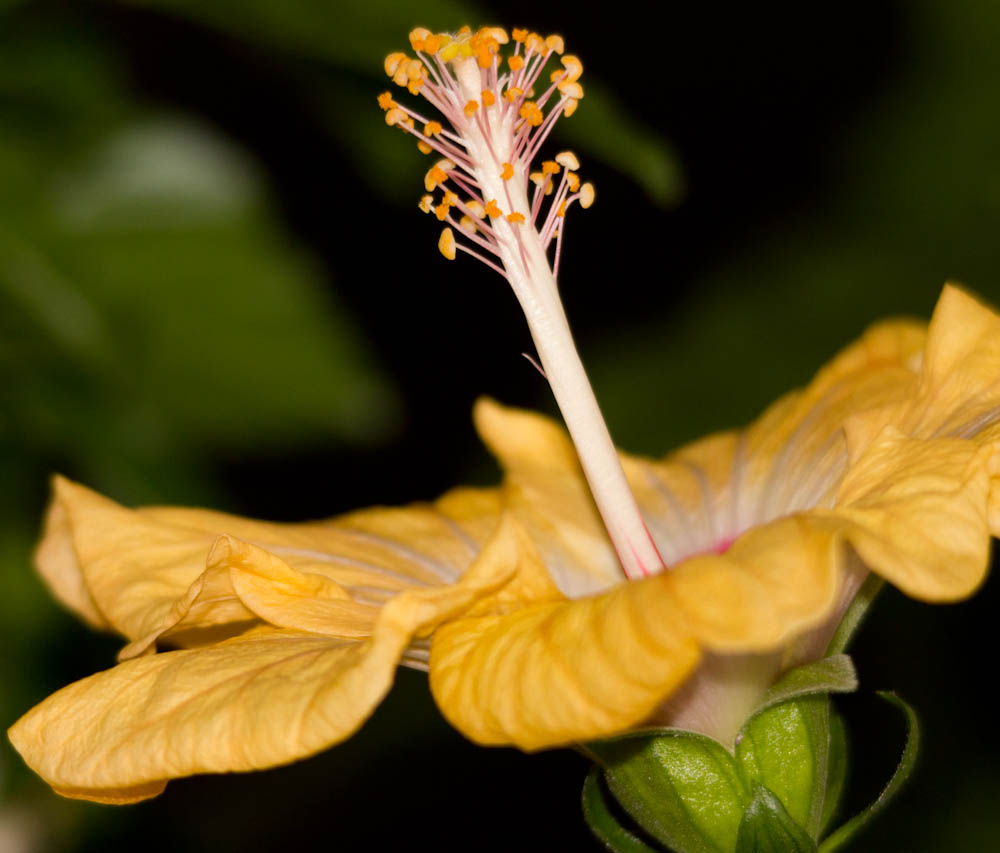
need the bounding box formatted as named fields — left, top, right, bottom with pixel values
left=380, top=27, right=663, bottom=580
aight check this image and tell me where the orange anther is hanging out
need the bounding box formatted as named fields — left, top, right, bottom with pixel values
left=508, top=55, right=524, bottom=72
left=563, top=98, right=579, bottom=117
left=424, top=121, right=443, bottom=137
left=501, top=162, right=514, bottom=180
left=559, top=81, right=584, bottom=100
left=483, top=27, right=509, bottom=44
left=484, top=199, right=502, bottom=218
left=505, top=87, right=523, bottom=103
left=424, top=164, right=450, bottom=191
left=438, top=227, right=456, bottom=260
left=542, top=160, right=560, bottom=175
left=417, top=140, right=432, bottom=154
left=423, top=34, right=444, bottom=54
left=377, top=91, right=396, bottom=110
left=464, top=100, right=480, bottom=117
left=561, top=55, right=583, bottom=81
left=556, top=201, right=567, bottom=218
left=555, top=151, right=580, bottom=171
left=519, top=101, right=544, bottom=126
left=545, top=35, right=565, bottom=54
left=481, top=89, right=496, bottom=107
left=506, top=212, right=525, bottom=224
left=435, top=201, right=451, bottom=221
left=384, top=52, right=407, bottom=77
left=418, top=195, right=434, bottom=213
left=409, top=27, right=430, bottom=51
left=579, top=183, right=595, bottom=208
left=512, top=28, right=528, bottom=43
left=566, top=173, right=580, bottom=191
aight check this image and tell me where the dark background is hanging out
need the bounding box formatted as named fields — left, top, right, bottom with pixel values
left=2, top=0, right=1000, bottom=849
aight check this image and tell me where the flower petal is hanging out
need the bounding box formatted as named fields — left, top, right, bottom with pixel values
left=827, top=426, right=995, bottom=600
left=473, top=398, right=622, bottom=596
left=667, top=515, right=844, bottom=651
left=117, top=535, right=380, bottom=660
left=627, top=318, right=925, bottom=563
left=9, top=514, right=527, bottom=803
left=37, top=476, right=500, bottom=649
left=430, top=577, right=702, bottom=750
left=430, top=521, right=702, bottom=749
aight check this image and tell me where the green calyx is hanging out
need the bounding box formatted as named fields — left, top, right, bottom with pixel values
left=582, top=654, right=919, bottom=853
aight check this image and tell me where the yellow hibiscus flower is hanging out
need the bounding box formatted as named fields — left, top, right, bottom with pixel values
left=9, top=283, right=999, bottom=803
left=9, top=26, right=999, bottom=810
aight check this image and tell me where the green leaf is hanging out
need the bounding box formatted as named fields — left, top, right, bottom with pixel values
left=562, top=79, right=683, bottom=206
left=0, top=22, right=401, bottom=501
left=819, top=692, right=920, bottom=851
left=735, top=785, right=817, bottom=853
left=748, top=655, right=858, bottom=722
left=589, top=730, right=750, bottom=853
left=581, top=767, right=662, bottom=853
left=825, top=576, right=885, bottom=655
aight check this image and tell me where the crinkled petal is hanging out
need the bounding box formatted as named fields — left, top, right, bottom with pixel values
left=430, top=573, right=701, bottom=750
left=667, top=515, right=843, bottom=651
left=9, top=514, right=528, bottom=803
left=37, top=476, right=500, bottom=648
left=825, top=426, right=995, bottom=600
left=117, top=535, right=379, bottom=660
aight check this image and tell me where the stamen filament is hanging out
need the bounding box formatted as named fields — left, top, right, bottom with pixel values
left=382, top=27, right=665, bottom=579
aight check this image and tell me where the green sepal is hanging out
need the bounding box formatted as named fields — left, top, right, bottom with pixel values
left=587, top=730, right=749, bottom=853
left=734, top=655, right=856, bottom=836
left=826, top=575, right=885, bottom=655
left=584, top=655, right=858, bottom=852
left=581, top=766, right=662, bottom=853
left=819, top=692, right=920, bottom=852
left=819, top=709, right=849, bottom=836
left=735, top=785, right=817, bottom=853
left=747, top=655, right=857, bottom=721
left=736, top=696, right=830, bottom=837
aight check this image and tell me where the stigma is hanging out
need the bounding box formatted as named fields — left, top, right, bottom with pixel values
left=379, top=27, right=663, bottom=580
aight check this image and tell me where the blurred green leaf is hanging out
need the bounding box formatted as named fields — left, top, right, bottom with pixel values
left=0, top=21, right=398, bottom=506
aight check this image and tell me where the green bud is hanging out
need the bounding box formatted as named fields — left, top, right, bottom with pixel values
left=581, top=655, right=918, bottom=853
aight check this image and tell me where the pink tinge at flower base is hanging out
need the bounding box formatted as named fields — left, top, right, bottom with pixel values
left=379, top=26, right=662, bottom=580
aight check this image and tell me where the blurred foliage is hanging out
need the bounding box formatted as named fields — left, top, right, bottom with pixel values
left=0, top=17, right=399, bottom=512
left=1, top=0, right=1000, bottom=850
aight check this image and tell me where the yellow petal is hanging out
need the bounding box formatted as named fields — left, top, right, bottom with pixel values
left=9, top=514, right=526, bottom=802
left=431, top=569, right=701, bottom=749
left=34, top=489, right=107, bottom=630
left=117, top=535, right=379, bottom=660
left=826, top=426, right=995, bottom=600
left=667, top=515, right=843, bottom=651
left=37, top=476, right=501, bottom=650
left=473, top=399, right=621, bottom=595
